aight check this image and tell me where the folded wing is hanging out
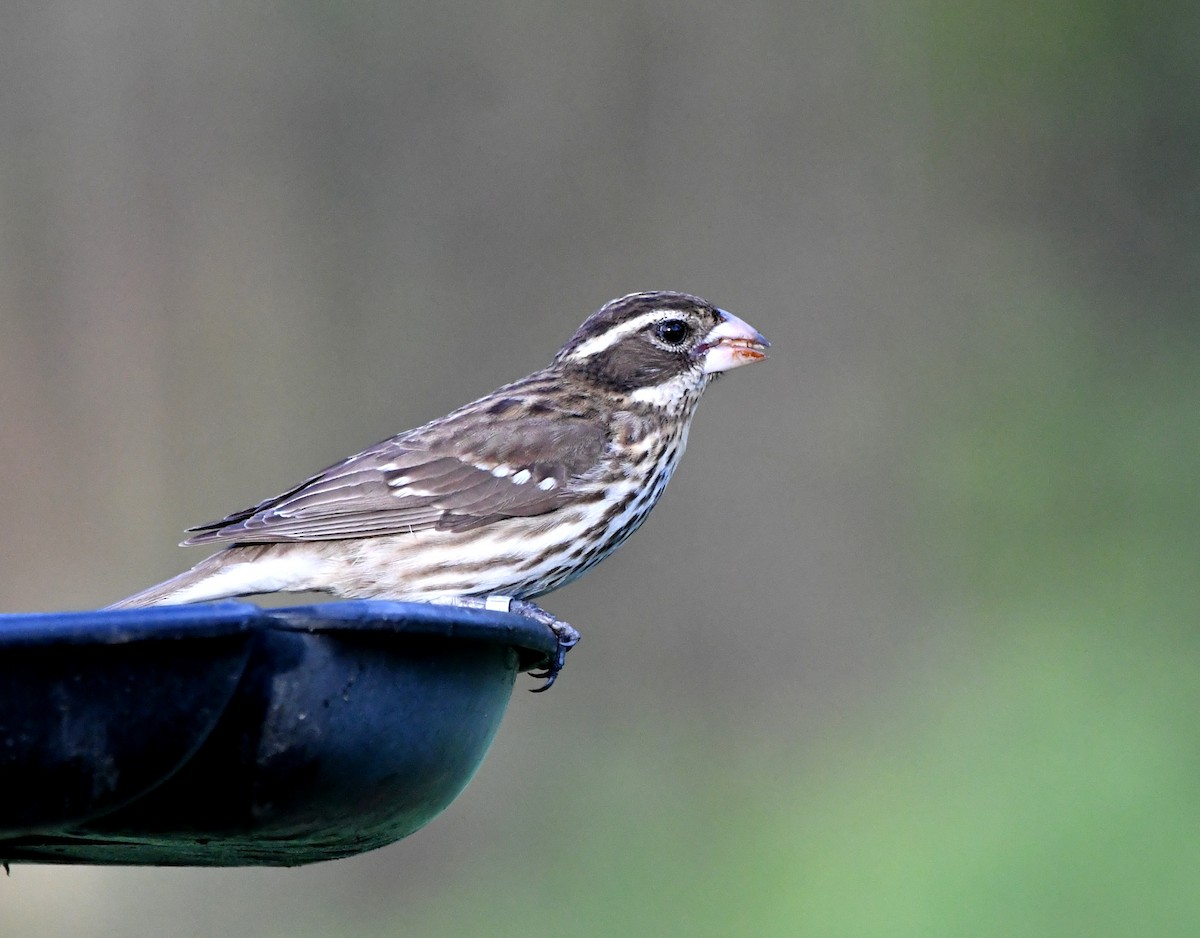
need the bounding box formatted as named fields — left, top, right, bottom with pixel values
left=183, top=415, right=609, bottom=544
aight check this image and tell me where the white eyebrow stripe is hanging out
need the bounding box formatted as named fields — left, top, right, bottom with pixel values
left=561, top=310, right=673, bottom=361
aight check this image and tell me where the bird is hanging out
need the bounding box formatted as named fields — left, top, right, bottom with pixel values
left=108, top=291, right=769, bottom=688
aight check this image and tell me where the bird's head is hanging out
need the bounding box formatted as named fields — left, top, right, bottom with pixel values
left=555, top=291, right=769, bottom=407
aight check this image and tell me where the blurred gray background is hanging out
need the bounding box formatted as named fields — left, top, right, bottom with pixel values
left=2, top=2, right=1197, bottom=936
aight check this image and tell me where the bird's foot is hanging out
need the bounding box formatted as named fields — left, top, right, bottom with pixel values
left=506, top=599, right=581, bottom=693
left=432, top=595, right=580, bottom=691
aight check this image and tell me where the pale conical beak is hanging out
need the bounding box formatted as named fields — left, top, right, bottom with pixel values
left=700, top=309, right=770, bottom=375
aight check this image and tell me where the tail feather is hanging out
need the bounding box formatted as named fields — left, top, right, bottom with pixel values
left=106, top=553, right=242, bottom=609
left=106, top=545, right=316, bottom=609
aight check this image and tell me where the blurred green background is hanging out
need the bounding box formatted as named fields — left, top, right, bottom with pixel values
left=2, top=1, right=1198, bottom=935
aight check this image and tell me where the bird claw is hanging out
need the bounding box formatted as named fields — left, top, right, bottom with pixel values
left=433, top=596, right=580, bottom=691
left=507, top=599, right=581, bottom=692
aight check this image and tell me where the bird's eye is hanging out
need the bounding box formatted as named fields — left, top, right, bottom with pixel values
left=654, top=318, right=691, bottom=346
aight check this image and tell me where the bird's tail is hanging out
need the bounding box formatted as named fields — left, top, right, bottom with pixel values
left=106, top=545, right=285, bottom=609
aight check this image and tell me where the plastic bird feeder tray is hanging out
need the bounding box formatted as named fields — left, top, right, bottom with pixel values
left=0, top=600, right=562, bottom=866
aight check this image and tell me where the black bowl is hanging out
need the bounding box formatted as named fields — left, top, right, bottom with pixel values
left=0, top=600, right=561, bottom=866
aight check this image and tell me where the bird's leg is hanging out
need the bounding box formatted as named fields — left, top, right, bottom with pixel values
left=431, top=595, right=580, bottom=692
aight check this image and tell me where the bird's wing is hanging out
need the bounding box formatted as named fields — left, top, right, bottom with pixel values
left=182, top=415, right=610, bottom=544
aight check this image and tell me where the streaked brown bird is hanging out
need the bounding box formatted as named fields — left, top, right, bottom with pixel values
left=109, top=291, right=769, bottom=687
